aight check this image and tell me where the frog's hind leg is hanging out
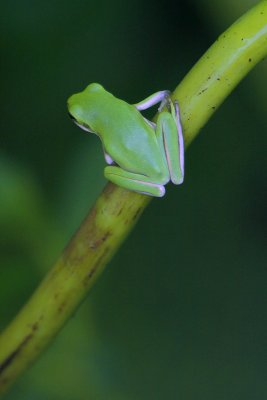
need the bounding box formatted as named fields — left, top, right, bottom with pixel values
left=104, top=166, right=165, bottom=197
left=173, top=101, right=184, bottom=178
left=155, top=108, right=184, bottom=185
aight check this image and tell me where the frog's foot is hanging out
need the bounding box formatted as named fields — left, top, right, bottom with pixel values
left=158, top=95, right=172, bottom=113
left=104, top=166, right=165, bottom=197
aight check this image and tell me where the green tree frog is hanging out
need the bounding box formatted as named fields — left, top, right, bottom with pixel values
left=67, top=83, right=184, bottom=197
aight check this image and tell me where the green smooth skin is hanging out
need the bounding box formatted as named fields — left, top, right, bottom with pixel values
left=67, top=83, right=184, bottom=197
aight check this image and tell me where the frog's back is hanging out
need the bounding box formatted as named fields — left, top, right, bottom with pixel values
left=85, top=85, right=145, bottom=134
left=71, top=83, right=165, bottom=177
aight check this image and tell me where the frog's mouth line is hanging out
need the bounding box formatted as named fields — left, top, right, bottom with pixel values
left=68, top=112, right=94, bottom=133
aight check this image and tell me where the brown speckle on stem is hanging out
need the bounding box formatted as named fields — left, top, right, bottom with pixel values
left=83, top=248, right=110, bottom=287
left=89, top=231, right=112, bottom=249
left=0, top=335, right=33, bottom=376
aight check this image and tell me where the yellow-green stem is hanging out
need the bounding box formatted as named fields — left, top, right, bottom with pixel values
left=0, top=1, right=267, bottom=395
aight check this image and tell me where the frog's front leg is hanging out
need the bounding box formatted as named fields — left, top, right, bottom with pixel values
left=103, top=148, right=114, bottom=165
left=156, top=102, right=184, bottom=185
left=104, top=166, right=165, bottom=197
left=133, top=90, right=170, bottom=111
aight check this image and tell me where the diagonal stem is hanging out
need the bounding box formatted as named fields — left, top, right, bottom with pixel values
left=0, top=1, right=267, bottom=395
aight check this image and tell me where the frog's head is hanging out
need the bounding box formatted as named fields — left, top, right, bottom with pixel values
left=67, top=83, right=105, bottom=133
left=67, top=94, right=94, bottom=133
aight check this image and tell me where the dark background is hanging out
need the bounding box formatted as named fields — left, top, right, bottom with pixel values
left=0, top=0, right=266, bottom=399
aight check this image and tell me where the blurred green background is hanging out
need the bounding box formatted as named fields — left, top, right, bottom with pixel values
left=1, top=0, right=266, bottom=399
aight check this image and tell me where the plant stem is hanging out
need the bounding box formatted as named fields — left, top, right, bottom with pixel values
left=0, top=1, right=267, bottom=395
